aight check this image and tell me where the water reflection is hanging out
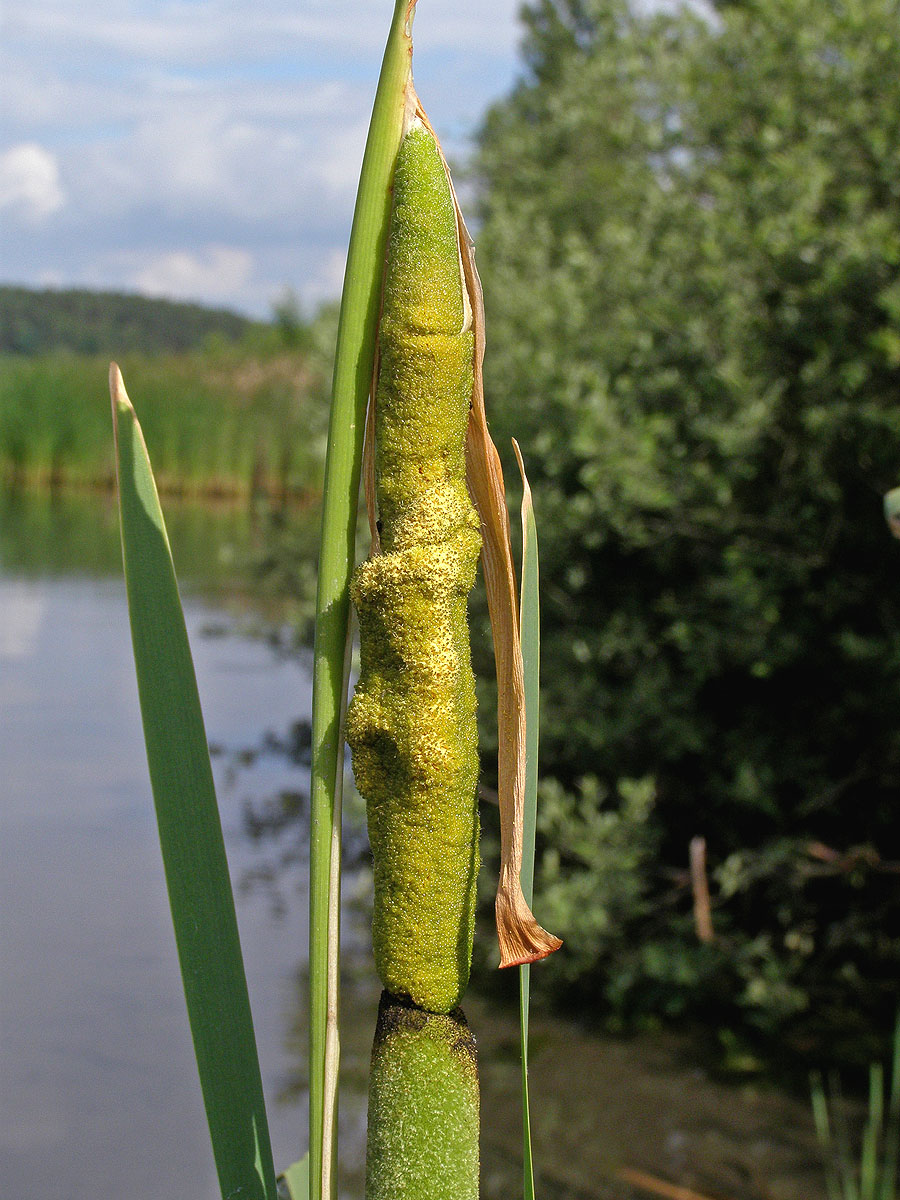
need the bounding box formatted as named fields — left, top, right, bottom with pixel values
left=0, top=492, right=324, bottom=1199
left=0, top=492, right=824, bottom=1200
left=1, top=577, right=45, bottom=659
left=0, top=574, right=324, bottom=1197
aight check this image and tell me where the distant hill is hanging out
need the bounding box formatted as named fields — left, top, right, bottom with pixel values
left=0, top=285, right=265, bottom=356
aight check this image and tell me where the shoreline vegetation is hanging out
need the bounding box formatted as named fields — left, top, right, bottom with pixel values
left=0, top=287, right=334, bottom=502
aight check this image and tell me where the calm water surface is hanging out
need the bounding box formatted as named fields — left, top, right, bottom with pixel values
left=0, top=493, right=824, bottom=1200
left=0, top=576, right=326, bottom=1198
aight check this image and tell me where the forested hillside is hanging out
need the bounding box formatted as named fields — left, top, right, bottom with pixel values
left=0, top=285, right=263, bottom=355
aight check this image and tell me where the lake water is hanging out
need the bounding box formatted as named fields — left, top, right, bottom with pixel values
left=0, top=491, right=825, bottom=1200
left=0, top=573, right=323, bottom=1197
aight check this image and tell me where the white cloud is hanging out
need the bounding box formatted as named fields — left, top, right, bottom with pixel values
left=0, top=0, right=526, bottom=312
left=4, top=0, right=522, bottom=68
left=133, top=245, right=254, bottom=302
left=64, top=93, right=369, bottom=233
left=315, top=118, right=371, bottom=193
left=307, top=246, right=348, bottom=301
left=0, top=144, right=65, bottom=221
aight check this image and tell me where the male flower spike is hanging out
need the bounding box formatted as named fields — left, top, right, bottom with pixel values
left=347, top=119, right=481, bottom=1016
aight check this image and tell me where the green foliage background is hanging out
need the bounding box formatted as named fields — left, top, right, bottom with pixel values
left=472, top=0, right=900, bottom=1061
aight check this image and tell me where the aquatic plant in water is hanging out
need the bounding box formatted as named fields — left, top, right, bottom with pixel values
left=340, top=29, right=560, bottom=1200
left=111, top=4, right=559, bottom=1200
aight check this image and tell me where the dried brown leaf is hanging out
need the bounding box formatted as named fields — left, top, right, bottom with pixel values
left=414, top=102, right=560, bottom=967
left=365, top=96, right=560, bottom=968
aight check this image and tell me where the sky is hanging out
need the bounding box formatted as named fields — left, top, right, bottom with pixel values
left=1, top=0, right=527, bottom=317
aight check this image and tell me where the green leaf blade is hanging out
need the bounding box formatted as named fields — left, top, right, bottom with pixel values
left=308, top=3, right=417, bottom=1199
left=111, top=363, right=277, bottom=1200
left=514, top=439, right=540, bottom=1200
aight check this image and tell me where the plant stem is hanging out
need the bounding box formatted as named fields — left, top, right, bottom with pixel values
left=308, top=3, right=414, bottom=1198
left=514, top=440, right=540, bottom=1200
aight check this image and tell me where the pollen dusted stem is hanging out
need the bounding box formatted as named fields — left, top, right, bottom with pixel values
left=346, top=120, right=482, bottom=1200
left=347, top=122, right=482, bottom=1016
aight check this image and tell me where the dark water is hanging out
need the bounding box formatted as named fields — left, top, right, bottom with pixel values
left=0, top=492, right=824, bottom=1200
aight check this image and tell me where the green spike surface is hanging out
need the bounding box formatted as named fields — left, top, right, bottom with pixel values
left=346, top=122, right=481, bottom=1014
left=366, top=992, right=479, bottom=1200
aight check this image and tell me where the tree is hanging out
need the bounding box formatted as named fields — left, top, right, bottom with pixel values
left=473, top=0, right=900, bottom=1058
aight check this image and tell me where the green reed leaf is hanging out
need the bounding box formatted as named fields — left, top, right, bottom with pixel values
left=862, top=1064, right=884, bottom=1200
left=110, top=364, right=277, bottom=1200
left=880, top=1012, right=900, bottom=1200
left=811, top=1071, right=844, bottom=1200
left=309, top=3, right=417, bottom=1198
left=513, top=439, right=540, bottom=1200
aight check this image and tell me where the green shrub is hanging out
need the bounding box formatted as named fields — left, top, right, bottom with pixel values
left=472, top=0, right=900, bottom=1056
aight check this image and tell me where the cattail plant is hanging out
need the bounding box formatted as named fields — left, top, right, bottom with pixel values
left=112, top=5, right=559, bottom=1200
left=329, top=11, right=560, bottom=1200
left=346, top=119, right=482, bottom=1018
left=347, top=114, right=484, bottom=1197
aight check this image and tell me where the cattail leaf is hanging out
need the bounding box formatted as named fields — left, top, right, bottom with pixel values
left=862, top=1064, right=884, bottom=1199
left=110, top=363, right=277, bottom=1200
left=430, top=105, right=560, bottom=968
left=811, top=1070, right=845, bottom=1200
left=513, top=439, right=540, bottom=911
left=513, top=438, right=541, bottom=1200
left=309, top=1, right=418, bottom=1196
left=881, top=1012, right=900, bottom=1200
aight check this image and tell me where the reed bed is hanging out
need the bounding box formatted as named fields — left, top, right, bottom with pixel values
left=1, top=348, right=328, bottom=498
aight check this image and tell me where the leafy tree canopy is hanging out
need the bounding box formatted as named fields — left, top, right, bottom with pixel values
left=474, top=0, right=900, bottom=1059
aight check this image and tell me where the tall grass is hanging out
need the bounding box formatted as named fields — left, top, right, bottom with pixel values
left=812, top=1013, right=900, bottom=1200
left=2, top=348, right=328, bottom=497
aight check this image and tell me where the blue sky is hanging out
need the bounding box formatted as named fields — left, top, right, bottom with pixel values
left=1, top=0, right=526, bottom=316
